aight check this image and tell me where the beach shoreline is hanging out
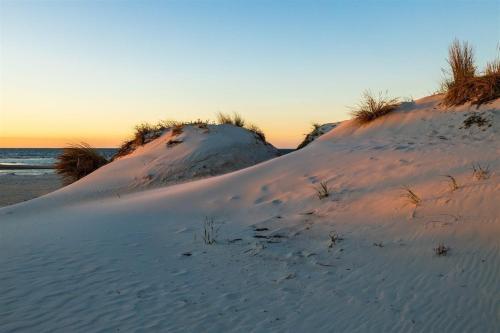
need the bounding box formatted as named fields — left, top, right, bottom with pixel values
left=0, top=173, right=63, bottom=207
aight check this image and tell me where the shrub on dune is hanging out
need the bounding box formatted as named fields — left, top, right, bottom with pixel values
left=351, top=91, right=401, bottom=124
left=55, top=143, right=109, bottom=184
left=442, top=40, right=500, bottom=106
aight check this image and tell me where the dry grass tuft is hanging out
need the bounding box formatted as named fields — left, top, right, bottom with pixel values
left=55, top=143, right=108, bottom=184
left=446, top=39, right=476, bottom=84
left=216, top=112, right=233, bottom=125
left=315, top=181, right=330, bottom=199
left=246, top=124, right=266, bottom=142
left=485, top=58, right=500, bottom=76
left=328, top=231, right=343, bottom=248
left=442, top=40, right=500, bottom=106
left=232, top=113, right=245, bottom=127
left=401, top=185, right=421, bottom=206
left=297, top=123, right=323, bottom=150
left=113, top=119, right=211, bottom=159
left=443, top=175, right=459, bottom=192
left=444, top=74, right=500, bottom=106
left=472, top=163, right=490, bottom=180
left=217, top=112, right=245, bottom=127
left=216, top=113, right=267, bottom=142
left=171, top=124, right=184, bottom=136
left=202, top=217, right=220, bottom=245
left=351, top=91, right=401, bottom=124
left=434, top=243, right=450, bottom=256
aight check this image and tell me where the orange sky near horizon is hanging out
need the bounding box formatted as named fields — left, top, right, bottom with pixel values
left=1, top=0, right=498, bottom=149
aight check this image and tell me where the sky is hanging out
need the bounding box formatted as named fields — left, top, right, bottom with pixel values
left=0, top=0, right=499, bottom=148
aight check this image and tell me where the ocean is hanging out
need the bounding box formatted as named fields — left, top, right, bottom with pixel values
left=0, top=148, right=117, bottom=176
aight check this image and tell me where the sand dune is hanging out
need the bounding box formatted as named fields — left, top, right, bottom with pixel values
left=1, top=95, right=499, bottom=332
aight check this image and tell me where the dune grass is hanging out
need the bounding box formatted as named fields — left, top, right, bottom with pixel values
left=434, top=243, right=450, bottom=256
left=55, top=143, right=109, bottom=184
left=246, top=124, right=266, bottom=142
left=114, top=119, right=210, bottom=159
left=401, top=185, right=421, bottom=206
left=442, top=40, right=500, bottom=106
left=315, top=181, right=330, bottom=199
left=443, top=175, right=459, bottom=192
left=216, top=112, right=245, bottom=127
left=485, top=57, right=500, bottom=76
left=472, top=163, right=490, bottom=180
left=351, top=91, right=401, bottom=124
left=216, top=112, right=268, bottom=142
left=114, top=113, right=268, bottom=159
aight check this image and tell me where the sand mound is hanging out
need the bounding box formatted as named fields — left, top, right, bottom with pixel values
left=42, top=124, right=279, bottom=201
left=1, top=95, right=499, bottom=332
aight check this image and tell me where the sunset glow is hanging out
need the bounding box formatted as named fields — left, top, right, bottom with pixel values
left=1, top=0, right=498, bottom=148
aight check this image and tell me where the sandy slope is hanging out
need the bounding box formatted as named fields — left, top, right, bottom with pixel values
left=1, top=95, right=499, bottom=332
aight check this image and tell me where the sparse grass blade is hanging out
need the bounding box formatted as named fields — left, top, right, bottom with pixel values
left=443, top=175, right=459, bottom=191
left=401, top=185, right=421, bottom=206
left=315, top=181, right=330, bottom=199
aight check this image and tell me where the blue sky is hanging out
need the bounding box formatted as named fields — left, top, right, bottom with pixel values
left=1, top=0, right=499, bottom=147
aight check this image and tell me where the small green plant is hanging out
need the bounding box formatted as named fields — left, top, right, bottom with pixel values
left=472, top=163, right=490, bottom=180
left=202, top=217, right=220, bottom=245
left=315, top=181, right=330, bottom=199
left=443, top=175, right=459, bottom=191
left=401, top=185, right=421, bottom=206
left=434, top=243, right=450, bottom=256
left=351, top=90, right=401, bottom=124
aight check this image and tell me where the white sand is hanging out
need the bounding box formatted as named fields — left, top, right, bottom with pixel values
left=0, top=173, right=62, bottom=207
left=0, top=95, right=499, bottom=332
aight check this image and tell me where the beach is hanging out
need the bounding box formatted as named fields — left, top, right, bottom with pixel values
left=0, top=173, right=63, bottom=207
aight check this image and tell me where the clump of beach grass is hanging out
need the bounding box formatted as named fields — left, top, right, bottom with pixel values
left=217, top=112, right=245, bottom=127
left=472, top=163, right=490, bottom=180
left=351, top=91, right=401, bottom=124
left=55, top=143, right=109, bottom=184
left=434, top=243, right=450, bottom=256
left=442, top=39, right=500, bottom=106
left=246, top=124, right=266, bottom=142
